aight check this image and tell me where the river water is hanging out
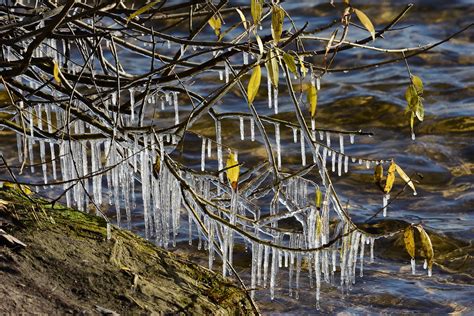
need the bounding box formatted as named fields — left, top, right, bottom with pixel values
left=1, top=0, right=473, bottom=314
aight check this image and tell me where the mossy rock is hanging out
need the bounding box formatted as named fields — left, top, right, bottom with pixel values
left=0, top=189, right=256, bottom=314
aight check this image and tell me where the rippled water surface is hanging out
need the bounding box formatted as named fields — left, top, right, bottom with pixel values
left=1, top=0, right=473, bottom=314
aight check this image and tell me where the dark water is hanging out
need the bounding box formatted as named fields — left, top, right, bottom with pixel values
left=1, top=0, right=473, bottom=314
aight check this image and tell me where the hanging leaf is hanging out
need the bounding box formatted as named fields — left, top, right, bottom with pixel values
left=153, top=156, right=161, bottom=179
left=415, top=225, right=434, bottom=272
left=353, top=8, right=375, bottom=41
left=127, top=0, right=161, bottom=23
left=403, top=226, right=415, bottom=259
left=251, top=0, right=263, bottom=25
left=374, top=164, right=383, bottom=184
left=235, top=8, right=248, bottom=30
left=315, top=187, right=322, bottom=209
left=53, top=61, right=61, bottom=84
left=298, top=55, right=307, bottom=77
left=415, top=100, right=424, bottom=122
left=271, top=5, right=285, bottom=44
left=384, top=161, right=396, bottom=194
left=266, top=49, right=279, bottom=88
left=282, top=52, right=297, bottom=75
left=256, top=34, right=264, bottom=58
left=394, top=163, right=417, bottom=195
left=316, top=212, right=322, bottom=236
left=411, top=75, right=423, bottom=95
left=405, top=85, right=419, bottom=111
left=307, top=83, right=317, bottom=119
left=247, top=64, right=261, bottom=104
left=208, top=15, right=222, bottom=37
left=226, top=151, right=240, bottom=191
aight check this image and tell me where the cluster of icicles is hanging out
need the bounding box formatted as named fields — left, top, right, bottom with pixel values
left=2, top=26, right=403, bottom=307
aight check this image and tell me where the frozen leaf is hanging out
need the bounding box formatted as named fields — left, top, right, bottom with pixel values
left=247, top=65, right=261, bottom=103
left=374, top=164, right=383, bottom=184
left=271, top=5, right=284, bottom=44
left=282, top=53, right=297, bottom=75
left=153, top=156, right=160, bottom=179
left=298, top=55, right=307, bottom=77
left=307, top=83, right=317, bottom=119
left=315, top=187, right=322, bottom=209
left=256, top=34, right=264, bottom=57
left=415, top=100, right=424, bottom=122
left=226, top=151, right=240, bottom=191
left=403, top=226, right=415, bottom=259
left=235, top=8, right=248, bottom=30
left=384, top=161, right=396, bottom=194
left=415, top=225, right=434, bottom=272
left=266, top=49, right=279, bottom=88
left=353, top=8, right=375, bottom=41
left=208, top=15, right=222, bottom=37
left=251, top=0, right=263, bottom=25
left=127, top=0, right=161, bottom=23
left=395, top=163, right=417, bottom=195
left=53, top=61, right=61, bottom=84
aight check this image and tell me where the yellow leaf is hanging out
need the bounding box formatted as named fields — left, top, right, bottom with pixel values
left=394, top=163, right=417, bottom=195
left=208, top=15, right=222, bottom=37
left=316, top=212, right=322, bottom=236
left=354, top=8, right=375, bottom=41
left=266, top=49, right=279, bottom=88
left=384, top=161, right=396, bottom=194
left=374, top=164, right=383, bottom=184
left=226, top=152, right=240, bottom=190
left=271, top=5, right=285, bottom=44
left=282, top=53, right=297, bottom=75
left=127, top=0, right=161, bottom=23
left=256, top=34, right=264, bottom=57
left=251, top=0, right=263, bottom=25
left=53, top=61, right=61, bottom=84
left=415, top=225, right=434, bottom=272
left=315, top=187, right=322, bottom=209
left=235, top=8, right=248, bottom=30
left=153, top=157, right=161, bottom=179
left=2, top=181, right=32, bottom=195
left=247, top=65, right=261, bottom=104
left=411, top=75, right=423, bottom=95
left=298, top=55, right=307, bottom=78
left=403, top=226, right=415, bottom=259
left=307, top=83, right=317, bottom=118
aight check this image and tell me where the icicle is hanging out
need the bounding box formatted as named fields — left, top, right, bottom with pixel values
left=224, top=62, right=230, bottom=83
left=180, top=44, right=184, bottom=56
left=273, top=87, right=278, bottom=114
left=216, top=121, right=223, bottom=182
left=167, top=40, right=170, bottom=49
left=339, top=134, right=344, bottom=154
left=207, top=138, right=212, bottom=158
left=270, top=247, right=278, bottom=300
left=370, top=238, right=375, bottom=263
left=263, top=245, right=270, bottom=288
left=250, top=118, right=255, bottom=141
left=325, top=132, right=331, bottom=147
left=267, top=74, right=272, bottom=109
left=411, top=258, right=416, bottom=275
left=257, top=243, right=263, bottom=286
left=275, top=123, right=281, bottom=170
left=319, top=131, right=324, bottom=141
left=332, top=250, right=337, bottom=272
left=331, top=151, right=336, bottom=172
left=360, top=234, right=366, bottom=277
left=365, top=160, right=371, bottom=169
left=292, top=127, right=298, bottom=143
left=423, top=259, right=427, bottom=270
left=201, top=137, right=206, bottom=171
left=300, top=131, right=306, bottom=166
left=243, top=51, right=249, bottom=65
left=382, top=194, right=390, bottom=217
left=411, top=132, right=416, bottom=141
left=36, top=105, right=47, bottom=184
left=350, top=133, right=355, bottom=144
left=219, top=70, right=224, bottom=81
left=344, top=156, right=349, bottom=173
left=428, top=267, right=432, bottom=277
left=129, top=88, right=135, bottom=122
left=251, top=242, right=257, bottom=299
left=239, top=117, right=245, bottom=140
left=173, top=92, right=179, bottom=125
left=337, top=153, right=342, bottom=176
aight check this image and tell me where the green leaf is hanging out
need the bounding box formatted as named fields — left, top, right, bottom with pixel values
left=251, top=0, right=263, bottom=25
left=266, top=49, right=279, bottom=88
left=282, top=53, right=297, bottom=75
left=353, top=8, right=375, bottom=41
left=127, top=0, right=161, bottom=23
left=411, top=75, right=423, bottom=95
left=247, top=65, right=261, bottom=104
left=271, top=5, right=285, bottom=44
left=307, top=83, right=317, bottom=118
